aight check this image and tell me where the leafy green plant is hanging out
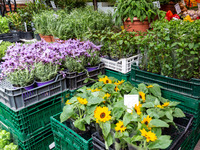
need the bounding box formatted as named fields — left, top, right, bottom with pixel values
left=6, top=12, right=23, bottom=31
left=85, top=27, right=138, bottom=60
left=6, top=67, right=35, bottom=87
left=35, top=62, right=58, bottom=82
left=60, top=76, right=185, bottom=149
left=0, top=41, right=13, bottom=61
left=0, top=16, right=10, bottom=34
left=64, top=56, right=86, bottom=73
left=139, top=19, right=200, bottom=80
left=113, top=0, right=160, bottom=25
left=0, top=130, right=18, bottom=150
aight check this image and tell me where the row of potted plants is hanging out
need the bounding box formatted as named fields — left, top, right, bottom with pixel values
left=60, top=76, right=185, bottom=149
left=33, top=6, right=113, bottom=42
left=1, top=39, right=101, bottom=90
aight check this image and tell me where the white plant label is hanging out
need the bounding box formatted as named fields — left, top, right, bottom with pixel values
left=50, top=1, right=56, bottom=9
left=49, top=142, right=55, bottom=149
left=0, top=40, right=3, bottom=44
left=198, top=3, right=200, bottom=10
left=175, top=3, right=181, bottom=14
left=124, top=95, right=139, bottom=113
left=24, top=22, right=27, bottom=32
left=153, top=1, right=161, bottom=8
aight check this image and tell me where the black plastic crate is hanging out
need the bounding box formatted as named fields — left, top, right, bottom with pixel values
left=19, top=31, right=34, bottom=40
left=0, top=32, right=20, bottom=43
left=0, top=73, right=67, bottom=111
left=92, top=113, right=193, bottom=150
left=66, top=63, right=105, bottom=90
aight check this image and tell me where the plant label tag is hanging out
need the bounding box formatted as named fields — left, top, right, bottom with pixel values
left=0, top=40, right=3, bottom=44
left=153, top=1, right=161, bottom=8
left=175, top=3, right=181, bottom=14
left=24, top=22, right=27, bottom=32
left=49, top=142, right=55, bottom=149
left=50, top=1, right=56, bottom=9
left=198, top=3, right=200, bottom=10
left=124, top=95, right=139, bottom=113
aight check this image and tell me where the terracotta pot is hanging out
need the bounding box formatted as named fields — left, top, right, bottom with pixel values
left=39, top=34, right=52, bottom=42
left=160, top=3, right=176, bottom=14
left=123, top=17, right=149, bottom=33
left=51, top=36, right=55, bottom=42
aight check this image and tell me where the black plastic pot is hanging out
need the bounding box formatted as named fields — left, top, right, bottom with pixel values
left=34, top=34, right=41, bottom=41
left=0, top=32, right=20, bottom=43
left=19, top=31, right=34, bottom=40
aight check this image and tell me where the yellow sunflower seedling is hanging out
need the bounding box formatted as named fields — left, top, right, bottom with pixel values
left=94, top=106, right=111, bottom=123
left=139, top=91, right=146, bottom=102
left=115, top=121, right=126, bottom=133
left=99, top=76, right=112, bottom=84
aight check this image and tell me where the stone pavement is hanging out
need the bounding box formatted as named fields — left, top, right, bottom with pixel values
left=194, top=140, right=200, bottom=150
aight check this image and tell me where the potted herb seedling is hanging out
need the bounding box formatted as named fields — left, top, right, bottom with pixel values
left=0, top=16, right=10, bottom=34
left=6, top=67, right=35, bottom=90
left=35, top=62, right=58, bottom=87
left=113, top=0, right=159, bottom=32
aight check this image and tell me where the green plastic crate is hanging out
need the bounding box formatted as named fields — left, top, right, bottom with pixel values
left=0, top=119, right=54, bottom=150
left=50, top=113, right=93, bottom=150
left=0, top=92, right=65, bottom=141
left=105, top=69, right=131, bottom=82
left=131, top=64, right=200, bottom=100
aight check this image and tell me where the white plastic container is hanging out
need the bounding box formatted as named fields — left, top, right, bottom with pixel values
left=100, top=54, right=141, bottom=74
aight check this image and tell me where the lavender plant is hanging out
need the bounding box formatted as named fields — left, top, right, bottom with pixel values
left=35, top=62, right=58, bottom=82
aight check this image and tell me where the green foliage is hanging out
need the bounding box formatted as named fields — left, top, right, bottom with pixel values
left=17, top=1, right=49, bottom=31
left=6, top=67, right=35, bottom=87
left=0, top=16, right=10, bottom=34
left=113, top=0, right=160, bottom=25
left=0, top=41, right=13, bottom=61
left=139, top=19, right=200, bottom=80
left=35, top=62, right=58, bottom=82
left=85, top=27, right=138, bottom=59
left=64, top=56, right=85, bottom=73
left=34, top=6, right=113, bottom=39
left=0, top=130, right=18, bottom=150
left=6, top=13, right=23, bottom=31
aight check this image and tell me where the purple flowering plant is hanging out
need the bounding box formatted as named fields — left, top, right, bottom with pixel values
left=1, top=39, right=101, bottom=87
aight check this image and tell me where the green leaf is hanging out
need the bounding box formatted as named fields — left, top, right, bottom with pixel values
left=138, top=83, right=148, bottom=93
left=105, top=133, right=113, bottom=147
left=142, top=102, right=154, bottom=108
left=149, top=84, right=161, bottom=97
left=74, top=119, right=86, bottom=131
left=173, top=108, right=185, bottom=118
left=148, top=135, right=172, bottom=149
left=169, top=101, right=180, bottom=107
left=87, top=96, right=104, bottom=105
left=102, top=121, right=111, bottom=138
left=123, top=112, right=138, bottom=126
left=112, top=107, right=124, bottom=120
left=165, top=110, right=173, bottom=121
left=60, top=105, right=74, bottom=122
left=131, top=135, right=143, bottom=142
left=154, top=98, right=160, bottom=105
left=189, top=43, right=194, bottom=49
left=150, top=119, right=169, bottom=128
left=146, top=95, right=157, bottom=102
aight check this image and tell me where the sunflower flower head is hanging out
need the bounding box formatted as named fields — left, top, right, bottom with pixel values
left=139, top=91, right=146, bottom=102
left=99, top=76, right=112, bottom=84
left=141, top=115, right=152, bottom=126
left=65, top=100, right=71, bottom=105
left=147, top=85, right=153, bottom=88
left=115, top=121, right=126, bottom=132
left=162, top=102, right=170, bottom=107
left=94, top=106, right=111, bottom=123
left=145, top=131, right=157, bottom=142
left=103, top=93, right=111, bottom=99
left=91, top=88, right=101, bottom=92
left=115, top=86, right=119, bottom=92
left=77, top=97, right=88, bottom=105
left=134, top=102, right=142, bottom=115
left=140, top=129, right=157, bottom=142
left=155, top=105, right=164, bottom=109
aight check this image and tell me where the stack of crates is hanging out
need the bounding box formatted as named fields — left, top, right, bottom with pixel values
left=0, top=74, right=69, bottom=149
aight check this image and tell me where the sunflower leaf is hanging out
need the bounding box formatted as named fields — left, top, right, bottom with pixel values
left=60, top=105, right=74, bottom=123
left=102, top=121, right=111, bottom=138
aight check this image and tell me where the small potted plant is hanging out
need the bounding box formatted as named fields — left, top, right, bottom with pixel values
left=35, top=62, right=58, bottom=87
left=6, top=67, right=35, bottom=90
left=113, top=0, right=159, bottom=32
left=0, top=16, right=10, bottom=34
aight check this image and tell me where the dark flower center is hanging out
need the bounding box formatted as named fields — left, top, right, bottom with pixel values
left=120, top=125, right=124, bottom=128
left=100, top=112, right=106, bottom=118
left=145, top=121, right=148, bottom=125
left=106, top=80, right=109, bottom=83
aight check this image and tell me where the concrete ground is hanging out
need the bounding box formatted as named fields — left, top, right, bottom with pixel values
left=194, top=140, right=200, bottom=150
